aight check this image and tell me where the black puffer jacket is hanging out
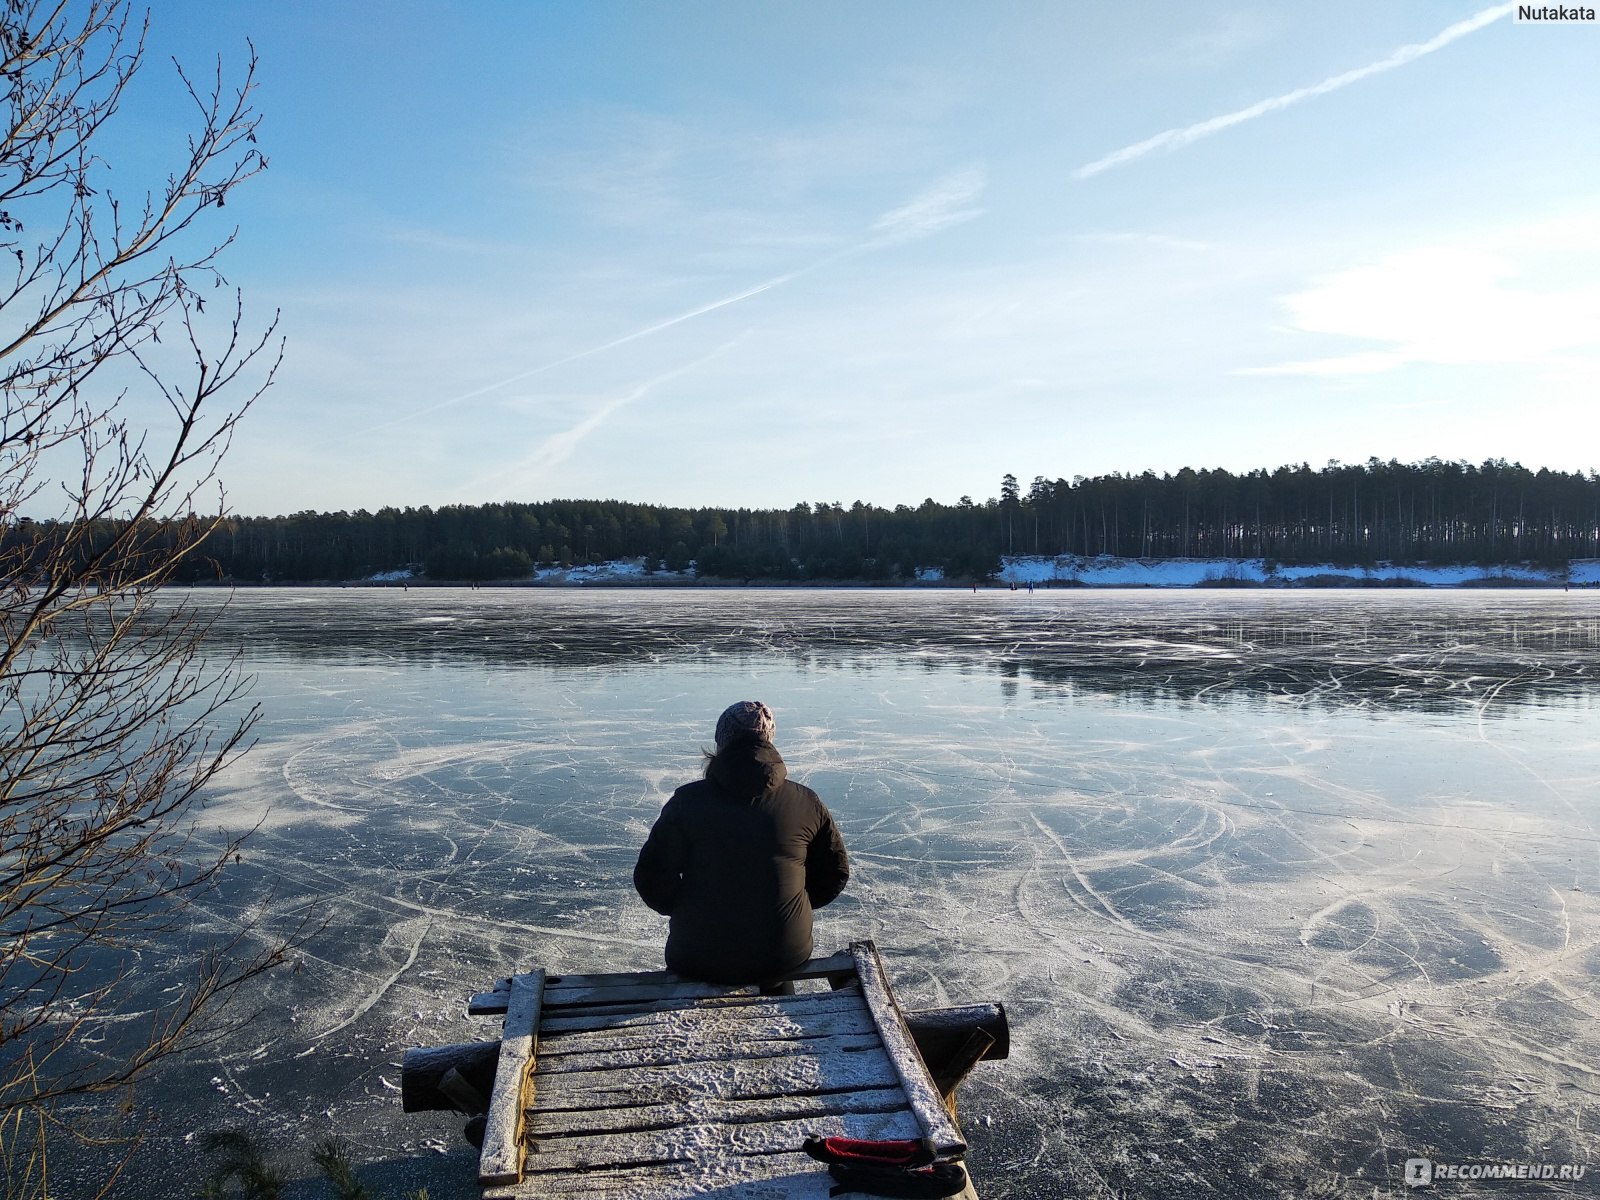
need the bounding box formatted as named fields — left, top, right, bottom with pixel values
left=633, top=738, right=849, bottom=984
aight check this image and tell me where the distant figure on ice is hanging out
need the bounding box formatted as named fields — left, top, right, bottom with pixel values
left=634, top=700, right=849, bottom=988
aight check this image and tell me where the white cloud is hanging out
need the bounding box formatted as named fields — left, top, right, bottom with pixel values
left=1074, top=4, right=1514, bottom=179
left=1241, top=241, right=1600, bottom=377
left=1073, top=231, right=1213, bottom=253
left=871, top=167, right=986, bottom=243
left=1172, top=11, right=1273, bottom=64
left=381, top=226, right=526, bottom=257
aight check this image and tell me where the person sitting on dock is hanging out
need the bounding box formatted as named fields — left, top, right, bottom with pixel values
left=634, top=700, right=849, bottom=989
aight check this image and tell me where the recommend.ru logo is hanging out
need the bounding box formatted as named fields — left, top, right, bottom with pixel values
left=1405, top=1157, right=1588, bottom=1187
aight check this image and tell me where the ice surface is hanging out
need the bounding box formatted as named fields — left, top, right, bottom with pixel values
left=57, top=588, right=1600, bottom=1198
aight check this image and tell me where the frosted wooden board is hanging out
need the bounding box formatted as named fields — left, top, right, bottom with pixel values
left=486, top=1150, right=975, bottom=1200
left=526, top=1085, right=913, bottom=1138
left=470, top=953, right=856, bottom=1014
left=851, top=941, right=966, bottom=1156
left=478, top=970, right=544, bottom=1186
left=522, top=1109, right=921, bottom=1172
left=534, top=1031, right=883, bottom=1075
left=548, top=952, right=855, bottom=992
left=529, top=1046, right=903, bottom=1109
left=544, top=1004, right=883, bottom=1049
left=484, top=1150, right=838, bottom=1200
left=544, top=978, right=761, bottom=1006
left=537, top=990, right=863, bottom=1032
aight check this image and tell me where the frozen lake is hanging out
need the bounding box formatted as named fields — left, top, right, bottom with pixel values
left=88, top=588, right=1600, bottom=1197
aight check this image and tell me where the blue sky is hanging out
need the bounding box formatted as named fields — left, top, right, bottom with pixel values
left=127, top=2, right=1599, bottom=516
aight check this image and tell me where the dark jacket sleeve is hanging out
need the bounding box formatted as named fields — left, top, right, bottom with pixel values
left=804, top=807, right=849, bottom=909
left=634, top=803, right=686, bottom=915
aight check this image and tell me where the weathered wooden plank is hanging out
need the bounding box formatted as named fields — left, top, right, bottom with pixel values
left=486, top=1149, right=976, bottom=1200
left=544, top=1017, right=883, bottom=1062
left=521, top=1108, right=921, bottom=1173
left=542, top=978, right=762, bottom=1007
left=851, top=941, right=966, bottom=1156
left=535, top=1030, right=884, bottom=1075
left=470, top=952, right=858, bottom=1014
left=540, top=1000, right=870, bottom=1046
left=524, top=1085, right=912, bottom=1138
left=529, top=1045, right=901, bottom=1110
left=483, top=1150, right=834, bottom=1200
left=538, top=984, right=860, bottom=1023
left=558, top=952, right=856, bottom=990
left=517, top=953, right=859, bottom=994
left=471, top=970, right=694, bottom=1009
left=537, top=989, right=864, bottom=1033
left=478, top=969, right=545, bottom=1186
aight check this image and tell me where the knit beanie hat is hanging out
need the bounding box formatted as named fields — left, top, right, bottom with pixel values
left=714, top=700, right=776, bottom=751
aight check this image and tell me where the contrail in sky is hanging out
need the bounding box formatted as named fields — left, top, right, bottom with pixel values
left=520, top=338, right=743, bottom=474
left=459, top=337, right=744, bottom=499
left=1073, top=3, right=1514, bottom=179
left=366, top=273, right=801, bottom=435
left=375, top=169, right=985, bottom=434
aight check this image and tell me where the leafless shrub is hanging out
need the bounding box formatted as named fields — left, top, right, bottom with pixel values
left=0, top=2, right=286, bottom=1193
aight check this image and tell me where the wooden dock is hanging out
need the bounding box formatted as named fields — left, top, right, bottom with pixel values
left=403, top=940, right=1004, bottom=1199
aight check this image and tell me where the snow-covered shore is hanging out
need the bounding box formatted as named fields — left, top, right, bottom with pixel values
left=990, top=555, right=1600, bottom=588
left=361, top=556, right=1600, bottom=587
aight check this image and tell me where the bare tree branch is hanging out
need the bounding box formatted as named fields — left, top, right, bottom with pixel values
left=0, top=4, right=286, bottom=1194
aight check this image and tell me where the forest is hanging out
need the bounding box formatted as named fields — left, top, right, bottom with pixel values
left=25, top=457, right=1600, bottom=584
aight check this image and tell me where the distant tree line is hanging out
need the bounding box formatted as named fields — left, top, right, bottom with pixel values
left=10, top=458, right=1597, bottom=584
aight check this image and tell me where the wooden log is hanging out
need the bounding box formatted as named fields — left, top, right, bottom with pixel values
left=438, top=1067, right=490, bottom=1116
left=932, top=1027, right=996, bottom=1122
left=905, top=1002, right=1009, bottom=1068
left=400, top=1040, right=499, bottom=1113
left=479, top=969, right=545, bottom=1187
